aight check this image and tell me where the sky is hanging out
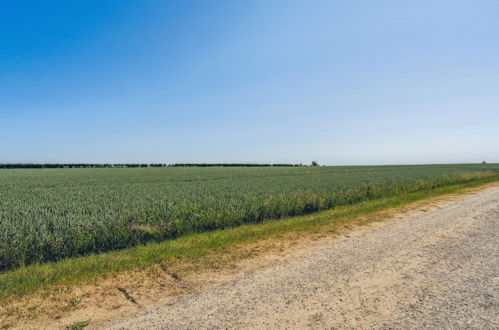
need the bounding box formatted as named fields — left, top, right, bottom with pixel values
left=1, top=0, right=498, bottom=165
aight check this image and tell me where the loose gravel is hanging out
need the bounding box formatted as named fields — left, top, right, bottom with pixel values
left=105, top=187, right=499, bottom=329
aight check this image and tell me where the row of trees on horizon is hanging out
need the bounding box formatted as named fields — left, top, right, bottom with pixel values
left=0, top=163, right=316, bottom=169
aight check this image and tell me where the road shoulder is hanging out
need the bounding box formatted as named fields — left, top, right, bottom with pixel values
left=1, top=181, right=498, bottom=330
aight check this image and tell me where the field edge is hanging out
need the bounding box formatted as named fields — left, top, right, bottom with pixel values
left=1, top=175, right=498, bottom=303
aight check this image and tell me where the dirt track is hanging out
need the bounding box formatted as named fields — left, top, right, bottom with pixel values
left=105, top=187, right=499, bottom=329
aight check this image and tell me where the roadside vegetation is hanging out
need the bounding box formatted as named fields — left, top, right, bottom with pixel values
left=0, top=175, right=498, bottom=302
left=1, top=164, right=498, bottom=272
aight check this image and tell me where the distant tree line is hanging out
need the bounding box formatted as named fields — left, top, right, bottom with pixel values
left=0, top=163, right=305, bottom=169
left=171, top=163, right=304, bottom=167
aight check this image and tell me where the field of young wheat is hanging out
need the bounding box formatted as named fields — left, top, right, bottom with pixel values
left=1, top=164, right=497, bottom=271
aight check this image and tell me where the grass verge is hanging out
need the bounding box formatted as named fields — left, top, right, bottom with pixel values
left=1, top=176, right=498, bottom=301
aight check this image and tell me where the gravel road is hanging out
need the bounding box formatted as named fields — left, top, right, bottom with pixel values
left=105, top=187, right=499, bottom=329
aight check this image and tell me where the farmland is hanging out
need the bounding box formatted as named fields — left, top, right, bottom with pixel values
left=0, top=164, right=498, bottom=272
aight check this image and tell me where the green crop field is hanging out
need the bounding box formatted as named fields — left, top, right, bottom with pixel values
left=1, top=164, right=498, bottom=272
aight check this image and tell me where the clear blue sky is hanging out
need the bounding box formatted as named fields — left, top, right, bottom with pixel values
left=1, top=0, right=498, bottom=164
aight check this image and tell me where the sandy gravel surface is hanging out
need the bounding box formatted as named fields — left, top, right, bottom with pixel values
left=105, top=187, right=499, bottom=330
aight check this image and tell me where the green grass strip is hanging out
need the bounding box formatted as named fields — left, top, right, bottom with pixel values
left=0, top=176, right=497, bottom=301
